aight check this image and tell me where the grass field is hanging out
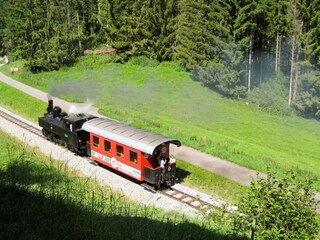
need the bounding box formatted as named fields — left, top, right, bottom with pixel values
left=1, top=56, right=320, bottom=191
left=0, top=130, right=243, bottom=240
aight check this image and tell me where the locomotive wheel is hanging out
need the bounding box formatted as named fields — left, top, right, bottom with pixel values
left=42, top=129, right=48, bottom=137
left=54, top=137, right=60, bottom=144
left=48, top=134, right=54, bottom=142
left=67, top=145, right=75, bottom=152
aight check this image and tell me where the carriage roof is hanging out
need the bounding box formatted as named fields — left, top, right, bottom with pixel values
left=65, top=113, right=96, bottom=123
left=82, top=118, right=181, bottom=155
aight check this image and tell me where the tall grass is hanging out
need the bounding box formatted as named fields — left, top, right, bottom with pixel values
left=0, top=81, right=47, bottom=122
left=0, top=130, right=241, bottom=240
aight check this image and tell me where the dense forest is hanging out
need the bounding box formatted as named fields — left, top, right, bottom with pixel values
left=1, top=0, right=320, bottom=117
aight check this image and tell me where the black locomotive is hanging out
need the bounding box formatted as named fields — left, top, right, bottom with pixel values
left=38, top=100, right=97, bottom=155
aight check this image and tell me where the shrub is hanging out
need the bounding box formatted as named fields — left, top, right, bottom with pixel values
left=111, top=41, right=130, bottom=52
left=75, top=55, right=118, bottom=69
left=248, top=74, right=292, bottom=116
left=232, top=171, right=319, bottom=239
left=159, top=61, right=186, bottom=72
left=193, top=62, right=246, bottom=99
left=128, top=56, right=159, bottom=67
left=295, top=70, right=320, bottom=117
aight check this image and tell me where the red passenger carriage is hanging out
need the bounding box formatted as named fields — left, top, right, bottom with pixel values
left=82, top=118, right=181, bottom=188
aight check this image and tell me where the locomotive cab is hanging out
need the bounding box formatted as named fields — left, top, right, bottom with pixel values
left=39, top=100, right=97, bottom=155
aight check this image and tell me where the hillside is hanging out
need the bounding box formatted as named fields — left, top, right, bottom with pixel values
left=1, top=56, right=320, bottom=190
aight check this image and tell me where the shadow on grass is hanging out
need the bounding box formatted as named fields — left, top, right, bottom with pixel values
left=176, top=167, right=191, bottom=183
left=0, top=159, right=247, bottom=240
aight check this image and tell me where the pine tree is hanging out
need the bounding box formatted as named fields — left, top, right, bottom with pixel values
left=263, top=0, right=290, bottom=73
left=192, top=0, right=246, bottom=99
left=4, top=0, right=83, bottom=71
left=98, top=0, right=119, bottom=44
left=292, top=0, right=320, bottom=116
left=0, top=0, right=6, bottom=55
left=233, top=0, right=264, bottom=92
left=110, top=0, right=136, bottom=53
left=158, top=0, right=179, bottom=61
left=4, top=0, right=35, bottom=59
left=206, top=0, right=233, bottom=60
left=288, top=0, right=303, bottom=105
left=305, top=0, right=320, bottom=66
left=173, top=0, right=209, bottom=69
left=124, top=0, right=162, bottom=58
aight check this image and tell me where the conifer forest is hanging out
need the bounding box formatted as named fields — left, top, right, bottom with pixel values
left=1, top=0, right=320, bottom=117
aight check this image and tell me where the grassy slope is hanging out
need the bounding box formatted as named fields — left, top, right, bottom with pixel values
left=0, top=80, right=47, bottom=123
left=1, top=57, right=320, bottom=190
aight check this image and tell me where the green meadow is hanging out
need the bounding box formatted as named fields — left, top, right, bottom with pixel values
left=1, top=55, right=320, bottom=191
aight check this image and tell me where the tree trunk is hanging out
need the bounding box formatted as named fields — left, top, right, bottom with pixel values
left=67, top=0, right=71, bottom=35
left=278, top=35, right=282, bottom=73
left=293, top=62, right=299, bottom=102
left=45, top=0, right=49, bottom=41
left=248, top=31, right=253, bottom=92
left=98, top=0, right=103, bottom=28
left=293, top=41, right=300, bottom=102
left=293, top=21, right=303, bottom=103
left=288, top=35, right=295, bottom=105
left=275, top=32, right=281, bottom=73
left=77, top=10, right=82, bottom=53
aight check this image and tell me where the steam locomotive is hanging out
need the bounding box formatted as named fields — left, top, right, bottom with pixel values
left=39, top=100, right=97, bottom=155
left=39, top=100, right=181, bottom=188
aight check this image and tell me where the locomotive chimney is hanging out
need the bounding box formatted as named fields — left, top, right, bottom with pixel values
left=47, top=100, right=53, bottom=113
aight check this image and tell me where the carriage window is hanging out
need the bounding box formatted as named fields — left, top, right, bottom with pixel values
left=116, top=145, right=124, bottom=158
left=104, top=140, right=111, bottom=152
left=130, top=151, right=138, bottom=164
left=93, top=136, right=99, bottom=148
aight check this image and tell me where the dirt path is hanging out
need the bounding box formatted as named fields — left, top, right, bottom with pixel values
left=1, top=71, right=319, bottom=205
left=0, top=72, right=100, bottom=116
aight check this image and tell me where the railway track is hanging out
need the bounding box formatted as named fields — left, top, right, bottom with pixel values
left=0, top=108, right=220, bottom=213
left=0, top=109, right=43, bottom=138
left=159, top=187, right=215, bottom=212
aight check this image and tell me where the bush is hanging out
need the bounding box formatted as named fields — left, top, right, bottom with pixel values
left=193, top=62, right=246, bottom=99
left=128, top=56, right=159, bottom=67
left=111, top=41, right=130, bottom=52
left=295, top=70, right=320, bottom=117
left=159, top=61, right=186, bottom=72
left=232, top=171, right=319, bottom=239
left=75, top=55, right=118, bottom=69
left=248, top=74, right=292, bottom=116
